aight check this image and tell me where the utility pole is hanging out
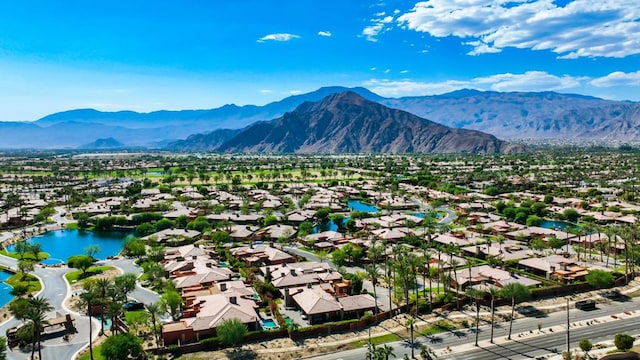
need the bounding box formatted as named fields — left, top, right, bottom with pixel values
left=566, top=297, right=570, bottom=355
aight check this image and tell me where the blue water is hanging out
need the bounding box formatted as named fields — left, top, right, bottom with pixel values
left=262, top=319, right=278, bottom=329
left=411, top=212, right=443, bottom=219
left=8, top=230, right=131, bottom=263
left=314, top=220, right=339, bottom=234
left=348, top=200, right=378, bottom=213
left=540, top=220, right=581, bottom=231
left=0, top=271, right=14, bottom=307
left=313, top=217, right=350, bottom=234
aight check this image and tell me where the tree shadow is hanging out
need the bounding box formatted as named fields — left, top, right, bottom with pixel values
left=223, top=349, right=258, bottom=360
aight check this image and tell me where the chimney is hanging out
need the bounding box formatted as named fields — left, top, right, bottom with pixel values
left=284, top=288, right=291, bottom=307
left=206, top=262, right=212, bottom=268
left=220, top=283, right=227, bottom=291
left=192, top=256, right=197, bottom=260
left=229, top=296, right=237, bottom=305
left=280, top=272, right=285, bottom=278
left=290, top=269, right=296, bottom=275
left=307, top=283, right=312, bottom=289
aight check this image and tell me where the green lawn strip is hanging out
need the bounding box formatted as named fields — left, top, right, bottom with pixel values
left=66, top=222, right=79, bottom=230
left=6, top=273, right=42, bottom=292
left=0, top=249, right=50, bottom=261
left=351, top=333, right=402, bottom=349
left=65, top=266, right=114, bottom=283
left=77, top=344, right=105, bottom=360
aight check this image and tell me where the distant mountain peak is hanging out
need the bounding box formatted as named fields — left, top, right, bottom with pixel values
left=78, top=137, right=123, bottom=149
left=208, top=92, right=523, bottom=154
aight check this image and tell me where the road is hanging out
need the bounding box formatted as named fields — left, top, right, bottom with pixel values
left=0, top=206, right=160, bottom=359
left=0, top=253, right=96, bottom=360
left=101, top=257, right=161, bottom=306
left=410, top=197, right=457, bottom=226
left=308, top=297, right=640, bottom=360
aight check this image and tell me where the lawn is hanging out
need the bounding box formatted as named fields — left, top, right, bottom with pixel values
left=351, top=333, right=402, bottom=348
left=78, top=344, right=105, bottom=360
left=65, top=266, right=114, bottom=283
left=0, top=249, right=50, bottom=261
left=6, top=273, right=42, bottom=292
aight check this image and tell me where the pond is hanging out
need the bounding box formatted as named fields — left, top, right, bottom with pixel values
left=8, top=229, right=132, bottom=264
left=0, top=271, right=14, bottom=307
left=313, top=217, right=349, bottom=234
left=411, top=212, right=443, bottom=219
left=540, top=220, right=581, bottom=231
left=348, top=200, right=379, bottom=213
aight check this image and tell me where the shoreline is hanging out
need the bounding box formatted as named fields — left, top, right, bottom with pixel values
left=0, top=223, right=66, bottom=250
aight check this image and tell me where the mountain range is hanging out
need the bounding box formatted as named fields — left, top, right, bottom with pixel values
left=0, top=86, right=637, bottom=149
left=170, top=92, right=523, bottom=154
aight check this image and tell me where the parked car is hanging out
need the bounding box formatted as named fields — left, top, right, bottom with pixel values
left=123, top=301, right=145, bottom=311
left=575, top=299, right=596, bottom=311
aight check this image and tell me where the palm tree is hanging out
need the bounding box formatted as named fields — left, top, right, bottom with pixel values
left=79, top=290, right=98, bottom=360
left=146, top=302, right=166, bottom=348
left=605, top=226, right=617, bottom=268
left=406, top=252, right=421, bottom=314
left=381, top=343, right=396, bottom=360
left=367, top=239, right=385, bottom=314
left=466, top=288, right=484, bottom=346
left=406, top=317, right=416, bottom=359
left=95, top=277, right=112, bottom=334
left=488, top=286, right=500, bottom=343
left=422, top=248, right=434, bottom=310
left=449, top=259, right=461, bottom=310
left=26, top=296, right=53, bottom=360
left=500, top=283, right=531, bottom=340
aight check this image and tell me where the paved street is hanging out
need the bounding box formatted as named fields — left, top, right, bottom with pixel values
left=0, top=207, right=159, bottom=359
left=306, top=295, right=640, bottom=360
left=0, top=253, right=97, bottom=360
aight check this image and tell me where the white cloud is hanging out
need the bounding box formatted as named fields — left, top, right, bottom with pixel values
left=591, top=71, right=640, bottom=87
left=396, top=0, right=640, bottom=58
left=259, top=89, right=272, bottom=94
left=318, top=31, right=332, bottom=37
left=362, top=15, right=395, bottom=42
left=400, top=70, right=410, bottom=74
left=363, top=71, right=583, bottom=97
left=384, top=69, right=391, bottom=74
left=257, top=33, right=300, bottom=43
left=370, top=67, right=377, bottom=71
left=289, top=90, right=303, bottom=95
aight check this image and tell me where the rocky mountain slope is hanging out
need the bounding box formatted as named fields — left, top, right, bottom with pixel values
left=177, top=92, right=524, bottom=154
left=1, top=86, right=638, bottom=149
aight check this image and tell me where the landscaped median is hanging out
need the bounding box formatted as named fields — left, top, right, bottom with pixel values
left=65, top=266, right=114, bottom=283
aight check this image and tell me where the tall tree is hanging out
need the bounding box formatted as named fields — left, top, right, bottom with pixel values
left=406, top=317, right=416, bottom=359
left=488, top=286, right=501, bottom=344
left=95, top=277, right=113, bottom=334
left=217, top=318, right=247, bottom=348
left=466, top=288, right=484, bottom=346
left=367, top=239, right=384, bottom=315
left=79, top=290, right=99, bottom=360
left=25, top=296, right=53, bottom=360
left=145, top=302, right=166, bottom=349
left=501, top=283, right=531, bottom=340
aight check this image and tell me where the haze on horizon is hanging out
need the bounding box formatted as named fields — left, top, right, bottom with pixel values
left=1, top=0, right=639, bottom=121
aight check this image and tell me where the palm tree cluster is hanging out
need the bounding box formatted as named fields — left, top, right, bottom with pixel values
left=9, top=296, right=53, bottom=360
left=75, top=273, right=166, bottom=360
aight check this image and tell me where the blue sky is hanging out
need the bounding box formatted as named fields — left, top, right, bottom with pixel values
left=0, top=0, right=639, bottom=121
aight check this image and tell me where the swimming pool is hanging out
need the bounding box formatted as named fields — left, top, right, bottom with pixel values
left=262, top=318, right=279, bottom=330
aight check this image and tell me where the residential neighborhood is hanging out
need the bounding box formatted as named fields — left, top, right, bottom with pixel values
left=0, top=151, right=639, bottom=360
